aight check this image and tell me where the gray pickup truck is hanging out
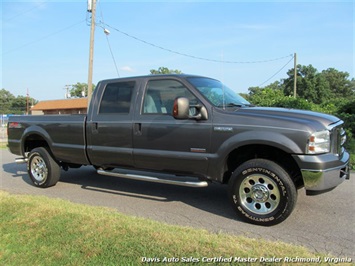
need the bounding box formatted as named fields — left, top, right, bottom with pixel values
left=8, top=74, right=350, bottom=225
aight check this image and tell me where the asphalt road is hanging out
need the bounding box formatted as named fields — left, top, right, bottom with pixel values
left=1, top=149, right=354, bottom=258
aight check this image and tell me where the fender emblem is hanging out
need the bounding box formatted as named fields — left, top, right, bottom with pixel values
left=214, top=126, right=233, bottom=132
left=190, top=148, right=206, bottom=153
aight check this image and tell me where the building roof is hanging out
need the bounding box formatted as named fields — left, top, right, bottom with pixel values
left=31, top=98, right=88, bottom=111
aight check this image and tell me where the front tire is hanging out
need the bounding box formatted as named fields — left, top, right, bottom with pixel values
left=27, top=147, right=61, bottom=188
left=228, top=159, right=297, bottom=226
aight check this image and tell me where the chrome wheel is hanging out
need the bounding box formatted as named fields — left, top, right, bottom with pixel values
left=27, top=147, right=61, bottom=188
left=229, top=159, right=297, bottom=225
left=239, top=174, right=280, bottom=215
left=30, top=155, right=48, bottom=183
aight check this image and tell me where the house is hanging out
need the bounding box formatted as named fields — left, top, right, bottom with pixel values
left=31, top=98, right=88, bottom=115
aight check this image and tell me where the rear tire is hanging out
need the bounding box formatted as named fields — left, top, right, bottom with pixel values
left=228, top=159, right=297, bottom=226
left=27, top=147, right=61, bottom=188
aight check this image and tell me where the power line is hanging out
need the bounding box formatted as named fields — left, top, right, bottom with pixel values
left=2, top=19, right=86, bottom=55
left=100, top=21, right=293, bottom=65
left=258, top=55, right=295, bottom=87
left=3, top=1, right=47, bottom=22
left=104, top=33, right=120, bottom=78
left=97, top=1, right=120, bottom=77
left=99, top=20, right=295, bottom=86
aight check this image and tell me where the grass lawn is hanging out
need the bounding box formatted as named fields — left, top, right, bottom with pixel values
left=0, top=142, right=7, bottom=149
left=1, top=191, right=351, bottom=266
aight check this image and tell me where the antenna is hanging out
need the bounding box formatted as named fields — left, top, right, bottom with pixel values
left=293, top=52, right=297, bottom=98
left=221, top=51, right=225, bottom=110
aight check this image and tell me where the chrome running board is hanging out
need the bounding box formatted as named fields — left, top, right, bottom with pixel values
left=97, top=169, right=209, bottom=188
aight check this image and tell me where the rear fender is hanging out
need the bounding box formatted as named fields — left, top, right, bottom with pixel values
left=21, top=126, right=53, bottom=156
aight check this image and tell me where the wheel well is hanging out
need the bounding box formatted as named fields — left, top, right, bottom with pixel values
left=23, top=134, right=81, bottom=171
left=224, top=144, right=303, bottom=188
left=24, top=134, right=50, bottom=153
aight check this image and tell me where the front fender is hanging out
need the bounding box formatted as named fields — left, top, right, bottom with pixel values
left=207, top=130, right=306, bottom=182
left=218, top=130, right=305, bottom=156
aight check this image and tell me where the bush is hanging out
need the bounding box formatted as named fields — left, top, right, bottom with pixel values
left=274, top=97, right=315, bottom=110
left=336, top=100, right=355, bottom=134
left=247, top=88, right=285, bottom=106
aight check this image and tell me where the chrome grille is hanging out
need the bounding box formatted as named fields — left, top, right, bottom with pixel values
left=328, top=121, right=346, bottom=156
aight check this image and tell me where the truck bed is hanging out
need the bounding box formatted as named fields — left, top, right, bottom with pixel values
left=8, top=114, right=90, bottom=165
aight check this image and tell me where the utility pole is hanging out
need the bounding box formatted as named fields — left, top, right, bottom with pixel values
left=64, top=84, right=71, bottom=99
left=87, top=0, right=96, bottom=106
left=293, top=52, right=297, bottom=98
left=26, top=88, right=29, bottom=115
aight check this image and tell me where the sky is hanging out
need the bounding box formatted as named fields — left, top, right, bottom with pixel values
left=1, top=0, right=354, bottom=101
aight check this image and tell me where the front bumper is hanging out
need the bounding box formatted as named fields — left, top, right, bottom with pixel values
left=292, top=150, right=350, bottom=195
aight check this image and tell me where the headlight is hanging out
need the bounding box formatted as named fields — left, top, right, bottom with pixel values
left=306, top=130, right=330, bottom=154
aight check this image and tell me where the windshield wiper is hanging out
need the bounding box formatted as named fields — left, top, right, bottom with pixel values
left=217, top=103, right=243, bottom=108
left=217, top=103, right=255, bottom=109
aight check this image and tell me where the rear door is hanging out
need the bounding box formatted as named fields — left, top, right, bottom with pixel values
left=133, top=78, right=212, bottom=175
left=86, top=79, right=137, bottom=168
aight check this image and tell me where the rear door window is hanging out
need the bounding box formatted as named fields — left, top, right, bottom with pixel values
left=99, top=81, right=135, bottom=114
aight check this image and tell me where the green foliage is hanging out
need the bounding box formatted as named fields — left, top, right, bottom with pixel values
left=246, top=87, right=285, bottom=106
left=282, top=65, right=354, bottom=104
left=321, top=68, right=355, bottom=98
left=69, top=82, right=95, bottom=98
left=247, top=65, right=355, bottom=159
left=348, top=139, right=355, bottom=170
left=333, top=99, right=355, bottom=136
left=275, top=97, right=316, bottom=110
left=0, top=89, right=37, bottom=114
left=150, top=67, right=182, bottom=75
left=0, top=89, right=15, bottom=114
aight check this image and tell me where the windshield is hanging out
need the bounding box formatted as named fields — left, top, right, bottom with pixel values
left=187, top=77, right=250, bottom=107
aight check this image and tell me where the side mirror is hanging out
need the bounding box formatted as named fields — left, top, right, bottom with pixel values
left=173, top=97, right=208, bottom=120
left=173, top=97, right=189, bottom=119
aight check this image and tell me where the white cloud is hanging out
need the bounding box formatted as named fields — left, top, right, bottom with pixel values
left=120, top=66, right=135, bottom=72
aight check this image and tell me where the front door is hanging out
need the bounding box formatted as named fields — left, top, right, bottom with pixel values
left=133, top=78, right=211, bottom=176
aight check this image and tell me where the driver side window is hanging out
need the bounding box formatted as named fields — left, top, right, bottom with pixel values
left=143, top=79, right=198, bottom=115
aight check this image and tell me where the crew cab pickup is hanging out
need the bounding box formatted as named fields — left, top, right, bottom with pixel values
left=8, top=74, right=350, bottom=225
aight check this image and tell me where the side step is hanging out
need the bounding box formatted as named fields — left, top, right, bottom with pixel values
left=97, top=169, right=209, bottom=188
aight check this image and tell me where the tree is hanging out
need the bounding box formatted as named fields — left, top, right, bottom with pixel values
left=248, top=81, right=282, bottom=96
left=282, top=65, right=354, bottom=104
left=247, top=87, right=286, bottom=106
left=0, top=89, right=38, bottom=114
left=150, top=67, right=182, bottom=75
left=0, top=89, right=15, bottom=114
left=283, top=64, right=333, bottom=104
left=321, top=68, right=355, bottom=98
left=11, top=96, right=29, bottom=114
left=247, top=86, right=263, bottom=96
left=69, top=82, right=95, bottom=98
left=12, top=95, right=38, bottom=114
left=246, top=65, right=355, bottom=148
left=285, top=65, right=318, bottom=100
